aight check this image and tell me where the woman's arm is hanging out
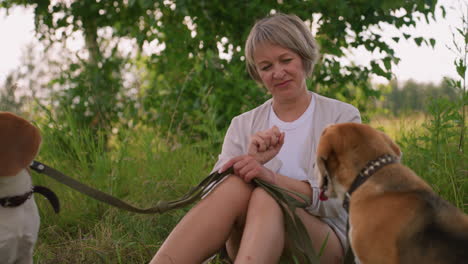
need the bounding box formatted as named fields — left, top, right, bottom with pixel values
left=275, top=172, right=312, bottom=197
left=211, top=116, right=246, bottom=173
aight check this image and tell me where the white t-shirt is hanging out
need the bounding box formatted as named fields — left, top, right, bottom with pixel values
left=268, top=95, right=315, bottom=181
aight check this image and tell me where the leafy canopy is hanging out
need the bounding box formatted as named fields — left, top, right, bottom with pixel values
left=2, top=0, right=439, bottom=140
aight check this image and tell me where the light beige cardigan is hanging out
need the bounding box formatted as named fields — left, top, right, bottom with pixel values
left=211, top=91, right=361, bottom=250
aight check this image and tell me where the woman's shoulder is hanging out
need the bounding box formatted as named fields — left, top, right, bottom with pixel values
left=312, top=92, right=361, bottom=123
left=231, top=98, right=272, bottom=123
left=313, top=92, right=354, bottom=107
left=231, top=99, right=272, bottom=133
left=313, top=92, right=359, bottom=112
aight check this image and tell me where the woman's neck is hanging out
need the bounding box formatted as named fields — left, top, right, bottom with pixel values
left=272, top=90, right=312, bottom=122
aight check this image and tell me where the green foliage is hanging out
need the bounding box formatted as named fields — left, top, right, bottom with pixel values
left=445, top=1, right=467, bottom=152
left=388, top=3, right=468, bottom=210
left=378, top=4, right=467, bottom=211
left=1, top=0, right=440, bottom=141
left=396, top=98, right=467, bottom=211
left=140, top=49, right=269, bottom=147
left=49, top=55, right=128, bottom=137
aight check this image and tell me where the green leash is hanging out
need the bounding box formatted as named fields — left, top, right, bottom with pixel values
left=30, top=160, right=233, bottom=214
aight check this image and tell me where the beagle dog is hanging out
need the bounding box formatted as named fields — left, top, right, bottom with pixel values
left=0, top=112, right=58, bottom=264
left=316, top=123, right=468, bottom=264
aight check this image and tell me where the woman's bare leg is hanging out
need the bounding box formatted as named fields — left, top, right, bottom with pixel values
left=234, top=187, right=285, bottom=264
left=151, top=176, right=343, bottom=264
left=296, top=209, right=344, bottom=264
left=232, top=187, right=343, bottom=264
left=150, top=176, right=253, bottom=264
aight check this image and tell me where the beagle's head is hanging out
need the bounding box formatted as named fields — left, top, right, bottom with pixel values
left=0, top=112, right=41, bottom=177
left=316, top=123, right=401, bottom=201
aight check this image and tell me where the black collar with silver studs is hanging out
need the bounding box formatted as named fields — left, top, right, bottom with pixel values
left=343, top=154, right=399, bottom=212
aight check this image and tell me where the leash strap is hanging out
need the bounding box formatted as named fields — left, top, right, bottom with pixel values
left=33, top=185, right=60, bottom=213
left=343, top=220, right=356, bottom=264
left=30, top=160, right=232, bottom=214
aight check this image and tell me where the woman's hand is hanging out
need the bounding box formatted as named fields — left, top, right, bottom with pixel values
left=220, top=155, right=276, bottom=184
left=248, top=126, right=285, bottom=164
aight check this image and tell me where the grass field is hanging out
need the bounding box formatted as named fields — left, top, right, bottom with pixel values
left=32, top=124, right=216, bottom=263
left=30, top=113, right=466, bottom=263
left=369, top=113, right=426, bottom=140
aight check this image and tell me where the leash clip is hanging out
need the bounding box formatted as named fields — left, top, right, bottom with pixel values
left=30, top=161, right=45, bottom=172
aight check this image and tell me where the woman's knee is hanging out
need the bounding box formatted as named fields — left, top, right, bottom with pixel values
left=248, top=187, right=282, bottom=216
left=250, top=187, right=274, bottom=202
left=206, top=175, right=254, bottom=213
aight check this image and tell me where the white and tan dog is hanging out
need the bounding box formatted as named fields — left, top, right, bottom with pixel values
left=0, top=112, right=58, bottom=264
left=316, top=123, right=468, bottom=264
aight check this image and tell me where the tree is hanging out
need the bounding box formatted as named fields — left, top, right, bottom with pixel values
left=1, top=0, right=441, bottom=141
left=384, top=78, right=459, bottom=115
left=0, top=75, right=25, bottom=113
left=0, top=42, right=48, bottom=115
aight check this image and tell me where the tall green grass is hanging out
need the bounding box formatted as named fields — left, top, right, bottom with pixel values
left=32, top=113, right=217, bottom=263
left=398, top=98, right=467, bottom=212
left=371, top=105, right=467, bottom=212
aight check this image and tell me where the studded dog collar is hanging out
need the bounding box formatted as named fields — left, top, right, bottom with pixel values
left=343, top=154, right=399, bottom=212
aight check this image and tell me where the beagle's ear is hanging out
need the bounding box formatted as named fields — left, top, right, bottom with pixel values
left=316, top=125, right=336, bottom=163
left=0, top=112, right=42, bottom=177
left=316, top=156, right=329, bottom=189
left=316, top=125, right=335, bottom=187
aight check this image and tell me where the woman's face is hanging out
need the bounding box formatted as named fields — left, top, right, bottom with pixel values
left=254, top=43, right=307, bottom=101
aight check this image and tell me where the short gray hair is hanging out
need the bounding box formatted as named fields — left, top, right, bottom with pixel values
left=245, top=13, right=320, bottom=84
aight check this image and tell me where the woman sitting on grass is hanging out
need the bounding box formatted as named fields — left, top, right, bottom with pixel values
left=150, top=13, right=361, bottom=264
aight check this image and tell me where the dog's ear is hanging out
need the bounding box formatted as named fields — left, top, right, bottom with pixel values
left=316, top=125, right=336, bottom=187
left=0, top=112, right=42, bottom=177
left=316, top=156, right=329, bottom=189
